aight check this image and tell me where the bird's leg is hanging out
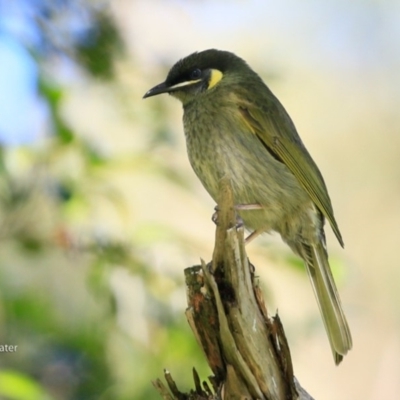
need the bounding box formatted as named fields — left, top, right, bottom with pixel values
left=212, top=203, right=264, bottom=244
left=235, top=203, right=264, bottom=211
left=244, top=229, right=264, bottom=244
left=212, top=203, right=263, bottom=225
left=235, top=204, right=265, bottom=244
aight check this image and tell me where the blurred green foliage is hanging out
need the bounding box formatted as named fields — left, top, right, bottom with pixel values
left=0, top=1, right=209, bottom=399
left=0, top=370, right=53, bottom=400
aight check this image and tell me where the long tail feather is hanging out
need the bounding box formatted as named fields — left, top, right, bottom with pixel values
left=301, top=242, right=352, bottom=364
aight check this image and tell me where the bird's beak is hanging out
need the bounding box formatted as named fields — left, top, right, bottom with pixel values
left=143, top=79, right=201, bottom=99
left=143, top=82, right=170, bottom=98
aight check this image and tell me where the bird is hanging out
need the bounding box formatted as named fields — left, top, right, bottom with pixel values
left=143, top=49, right=352, bottom=364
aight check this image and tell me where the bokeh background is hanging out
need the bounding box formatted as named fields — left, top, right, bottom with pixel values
left=0, top=0, right=399, bottom=399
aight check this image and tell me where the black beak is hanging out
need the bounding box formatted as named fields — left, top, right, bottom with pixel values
left=143, top=82, right=170, bottom=99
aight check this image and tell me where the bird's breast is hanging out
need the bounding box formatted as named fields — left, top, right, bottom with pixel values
left=182, top=102, right=311, bottom=233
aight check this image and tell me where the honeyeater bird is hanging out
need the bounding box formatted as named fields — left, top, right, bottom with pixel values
left=143, top=49, right=352, bottom=364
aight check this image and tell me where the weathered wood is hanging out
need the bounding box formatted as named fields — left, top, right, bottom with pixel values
left=153, top=178, right=315, bottom=400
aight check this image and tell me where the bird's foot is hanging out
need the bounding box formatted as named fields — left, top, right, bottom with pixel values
left=211, top=206, right=220, bottom=225
left=212, top=205, right=244, bottom=228
left=212, top=203, right=263, bottom=231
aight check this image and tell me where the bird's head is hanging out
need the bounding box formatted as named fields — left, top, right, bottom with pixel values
left=143, top=49, right=252, bottom=105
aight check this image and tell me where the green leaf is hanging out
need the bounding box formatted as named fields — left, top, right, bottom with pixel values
left=0, top=370, right=53, bottom=400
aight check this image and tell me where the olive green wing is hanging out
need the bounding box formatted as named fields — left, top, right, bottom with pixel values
left=237, top=97, right=344, bottom=247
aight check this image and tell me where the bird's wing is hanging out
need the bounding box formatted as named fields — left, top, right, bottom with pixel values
left=236, top=96, right=344, bottom=247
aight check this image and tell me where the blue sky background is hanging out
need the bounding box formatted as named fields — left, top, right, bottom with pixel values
left=0, top=35, right=48, bottom=145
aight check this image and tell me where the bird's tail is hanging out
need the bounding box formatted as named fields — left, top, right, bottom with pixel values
left=300, top=242, right=352, bottom=364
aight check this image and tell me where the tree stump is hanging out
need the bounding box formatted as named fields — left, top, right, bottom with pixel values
left=153, top=178, right=314, bottom=400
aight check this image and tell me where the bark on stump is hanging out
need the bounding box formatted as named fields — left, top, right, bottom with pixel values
left=153, top=178, right=314, bottom=400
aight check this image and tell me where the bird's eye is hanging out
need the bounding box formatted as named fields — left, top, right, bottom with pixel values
left=190, top=68, right=202, bottom=80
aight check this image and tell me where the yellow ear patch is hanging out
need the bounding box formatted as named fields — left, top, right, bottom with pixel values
left=208, top=69, right=223, bottom=89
